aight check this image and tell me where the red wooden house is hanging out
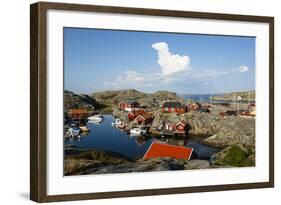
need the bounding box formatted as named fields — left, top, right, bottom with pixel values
left=127, top=109, right=147, bottom=120
left=68, top=108, right=88, bottom=119
left=164, top=120, right=187, bottom=134
left=162, top=102, right=187, bottom=114
left=119, top=100, right=140, bottom=112
left=133, top=113, right=154, bottom=125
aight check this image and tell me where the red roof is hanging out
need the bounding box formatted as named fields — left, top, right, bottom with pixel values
left=143, top=141, right=193, bottom=160
left=69, top=108, right=88, bottom=114
left=175, top=120, right=187, bottom=127
left=128, top=109, right=147, bottom=116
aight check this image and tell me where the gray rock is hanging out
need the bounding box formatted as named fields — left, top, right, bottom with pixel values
left=65, top=149, right=212, bottom=175
left=184, top=160, right=210, bottom=169
left=203, top=116, right=255, bottom=148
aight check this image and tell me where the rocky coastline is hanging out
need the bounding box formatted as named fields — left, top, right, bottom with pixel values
left=64, top=89, right=256, bottom=175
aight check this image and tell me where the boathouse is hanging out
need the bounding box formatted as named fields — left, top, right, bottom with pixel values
left=133, top=113, right=153, bottom=125
left=163, top=120, right=187, bottom=134
left=143, top=141, right=193, bottom=160
left=119, top=100, right=140, bottom=112
left=162, top=102, right=187, bottom=114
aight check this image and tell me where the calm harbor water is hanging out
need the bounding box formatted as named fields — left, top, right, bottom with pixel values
left=64, top=115, right=219, bottom=160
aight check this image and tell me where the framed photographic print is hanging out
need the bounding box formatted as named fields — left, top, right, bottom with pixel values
left=30, top=1, right=274, bottom=202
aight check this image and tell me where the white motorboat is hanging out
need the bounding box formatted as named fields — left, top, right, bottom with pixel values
left=88, top=114, right=103, bottom=123
left=130, top=128, right=147, bottom=135
left=111, top=118, right=123, bottom=126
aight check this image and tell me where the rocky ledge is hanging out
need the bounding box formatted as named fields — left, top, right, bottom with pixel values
left=64, top=149, right=211, bottom=175
left=187, top=112, right=255, bottom=148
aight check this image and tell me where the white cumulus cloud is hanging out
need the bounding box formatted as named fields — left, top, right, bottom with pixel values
left=152, top=42, right=191, bottom=76
left=238, top=65, right=250, bottom=73
left=104, top=41, right=251, bottom=92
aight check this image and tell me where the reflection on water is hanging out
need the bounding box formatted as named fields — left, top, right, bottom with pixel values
left=64, top=115, right=219, bottom=160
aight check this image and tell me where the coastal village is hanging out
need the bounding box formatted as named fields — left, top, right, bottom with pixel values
left=65, top=90, right=256, bottom=139
left=64, top=89, right=256, bottom=174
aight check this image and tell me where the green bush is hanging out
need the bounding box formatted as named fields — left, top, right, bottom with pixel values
left=223, top=145, right=247, bottom=167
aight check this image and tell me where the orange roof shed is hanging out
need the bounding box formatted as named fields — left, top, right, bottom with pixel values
left=143, top=141, right=193, bottom=160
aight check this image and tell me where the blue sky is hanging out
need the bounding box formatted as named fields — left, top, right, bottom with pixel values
left=64, top=28, right=255, bottom=94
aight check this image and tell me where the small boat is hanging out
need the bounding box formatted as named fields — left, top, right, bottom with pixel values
left=143, top=141, right=193, bottom=160
left=66, top=127, right=81, bottom=138
left=111, top=118, right=123, bottom=126
left=79, top=126, right=89, bottom=132
left=130, top=128, right=147, bottom=135
left=88, top=114, right=103, bottom=123
left=116, top=124, right=126, bottom=129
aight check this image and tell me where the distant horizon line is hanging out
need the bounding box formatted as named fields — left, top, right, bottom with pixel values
left=64, top=88, right=255, bottom=96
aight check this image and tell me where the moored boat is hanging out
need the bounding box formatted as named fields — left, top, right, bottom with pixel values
left=66, top=127, right=81, bottom=138
left=79, top=126, right=90, bottom=132
left=111, top=118, right=123, bottom=126
left=88, top=114, right=103, bottom=123
left=130, top=127, right=147, bottom=135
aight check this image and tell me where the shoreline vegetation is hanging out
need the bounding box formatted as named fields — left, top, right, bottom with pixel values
left=64, top=89, right=256, bottom=175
